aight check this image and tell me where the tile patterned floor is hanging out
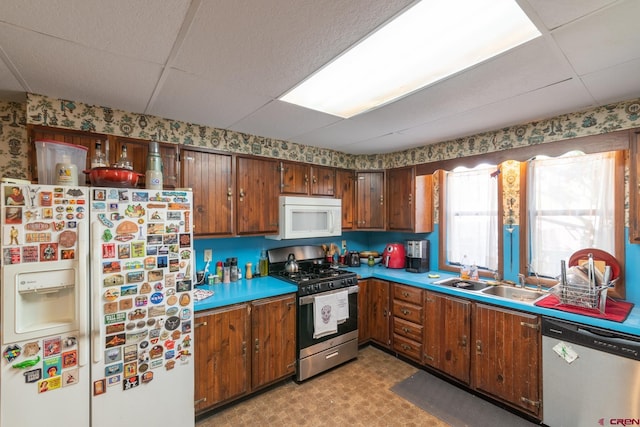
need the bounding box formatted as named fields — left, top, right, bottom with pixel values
left=196, top=345, right=449, bottom=427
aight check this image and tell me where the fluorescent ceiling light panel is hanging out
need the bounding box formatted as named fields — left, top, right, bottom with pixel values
left=280, top=0, right=541, bottom=118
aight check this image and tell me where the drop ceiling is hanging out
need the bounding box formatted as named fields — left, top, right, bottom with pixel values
left=0, top=0, right=638, bottom=155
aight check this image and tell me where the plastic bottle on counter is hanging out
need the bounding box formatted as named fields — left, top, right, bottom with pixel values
left=259, top=251, right=269, bottom=277
left=216, top=261, right=223, bottom=280
left=470, top=262, right=479, bottom=280
left=460, top=255, right=471, bottom=280
left=229, top=258, right=238, bottom=282
left=55, top=154, right=78, bottom=186
left=222, top=262, right=231, bottom=284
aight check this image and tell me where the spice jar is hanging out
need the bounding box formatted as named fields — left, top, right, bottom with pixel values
left=245, top=262, right=253, bottom=279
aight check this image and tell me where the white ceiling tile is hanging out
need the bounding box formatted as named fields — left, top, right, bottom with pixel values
left=228, top=100, right=342, bottom=141
left=0, top=0, right=190, bottom=64
left=0, top=25, right=161, bottom=113
left=551, top=0, right=640, bottom=75
left=525, top=0, right=617, bottom=30
left=147, top=68, right=272, bottom=129
left=173, top=0, right=415, bottom=98
left=581, top=58, right=640, bottom=104
left=0, top=57, right=25, bottom=101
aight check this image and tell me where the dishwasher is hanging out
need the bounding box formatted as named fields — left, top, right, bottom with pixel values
left=542, top=317, right=640, bottom=426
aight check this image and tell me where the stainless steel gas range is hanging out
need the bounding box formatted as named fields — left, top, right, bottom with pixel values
left=268, top=245, right=359, bottom=382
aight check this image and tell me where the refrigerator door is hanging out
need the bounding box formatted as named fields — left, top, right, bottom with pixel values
left=1, top=183, right=90, bottom=427
left=89, top=188, right=194, bottom=427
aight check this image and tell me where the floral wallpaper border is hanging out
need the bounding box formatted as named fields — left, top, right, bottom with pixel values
left=18, top=93, right=640, bottom=171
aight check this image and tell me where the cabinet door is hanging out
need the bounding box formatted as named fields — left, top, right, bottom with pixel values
left=355, top=171, right=385, bottom=229
left=236, top=157, right=279, bottom=235
left=368, top=279, right=390, bottom=347
left=280, top=161, right=309, bottom=194
left=310, top=166, right=335, bottom=196
left=473, top=304, right=541, bottom=416
left=335, top=169, right=355, bottom=229
left=387, top=167, right=414, bottom=231
left=251, top=294, right=297, bottom=390
left=181, top=149, right=233, bottom=236
left=357, top=279, right=370, bottom=344
left=194, top=304, right=248, bottom=413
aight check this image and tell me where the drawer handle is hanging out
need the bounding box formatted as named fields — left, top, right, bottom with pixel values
left=402, top=327, right=411, bottom=334
left=401, top=308, right=410, bottom=316
left=401, top=344, right=412, bottom=351
left=402, top=291, right=410, bottom=297
left=194, top=321, right=207, bottom=328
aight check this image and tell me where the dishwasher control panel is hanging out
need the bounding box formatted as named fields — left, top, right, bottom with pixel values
left=542, top=317, right=640, bottom=361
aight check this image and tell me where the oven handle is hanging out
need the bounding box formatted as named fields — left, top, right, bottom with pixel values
left=299, top=285, right=359, bottom=306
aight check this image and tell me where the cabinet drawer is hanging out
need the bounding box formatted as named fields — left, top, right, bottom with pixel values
left=393, top=317, right=423, bottom=343
left=393, top=283, right=423, bottom=304
left=393, top=333, right=422, bottom=361
left=392, top=300, right=423, bottom=324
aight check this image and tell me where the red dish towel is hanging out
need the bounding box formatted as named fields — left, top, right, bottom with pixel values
left=535, top=294, right=634, bottom=323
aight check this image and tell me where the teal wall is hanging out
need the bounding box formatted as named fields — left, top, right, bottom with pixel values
left=194, top=226, right=640, bottom=306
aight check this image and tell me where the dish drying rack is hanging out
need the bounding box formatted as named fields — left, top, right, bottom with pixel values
left=553, top=254, right=613, bottom=314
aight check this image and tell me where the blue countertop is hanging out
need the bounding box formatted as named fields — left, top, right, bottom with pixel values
left=193, top=265, right=640, bottom=337
left=194, top=276, right=297, bottom=311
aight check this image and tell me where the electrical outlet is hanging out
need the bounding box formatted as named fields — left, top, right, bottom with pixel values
left=204, top=249, right=212, bottom=262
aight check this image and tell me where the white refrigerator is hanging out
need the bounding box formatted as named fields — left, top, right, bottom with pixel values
left=0, top=182, right=195, bottom=427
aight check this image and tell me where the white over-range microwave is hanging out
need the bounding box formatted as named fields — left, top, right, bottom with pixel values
left=266, top=196, right=342, bottom=240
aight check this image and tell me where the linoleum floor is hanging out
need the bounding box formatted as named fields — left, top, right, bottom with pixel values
left=195, top=345, right=449, bottom=426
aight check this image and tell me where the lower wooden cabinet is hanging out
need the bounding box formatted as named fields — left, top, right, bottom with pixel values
left=251, top=294, right=297, bottom=390
left=423, top=291, right=471, bottom=384
left=194, top=303, right=248, bottom=413
left=472, top=304, right=541, bottom=417
left=357, top=279, right=370, bottom=344
left=392, top=283, right=423, bottom=362
left=194, top=294, right=296, bottom=414
left=368, top=279, right=391, bottom=348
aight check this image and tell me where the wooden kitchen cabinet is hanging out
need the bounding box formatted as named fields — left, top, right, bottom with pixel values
left=279, top=161, right=335, bottom=196
left=251, top=294, right=297, bottom=391
left=357, top=279, right=370, bottom=344
left=387, top=166, right=433, bottom=232
left=279, top=161, right=308, bottom=194
left=355, top=171, right=385, bottom=229
left=310, top=165, right=335, bottom=196
left=181, top=148, right=233, bottom=236
left=472, top=304, right=541, bottom=417
left=236, top=156, right=280, bottom=235
left=194, top=303, right=249, bottom=414
left=335, top=168, right=355, bottom=229
left=391, top=283, right=424, bottom=363
left=368, top=278, right=391, bottom=348
left=423, top=291, right=471, bottom=384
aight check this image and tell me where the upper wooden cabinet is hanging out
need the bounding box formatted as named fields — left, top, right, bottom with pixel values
left=355, top=171, right=385, bottom=229
left=237, top=156, right=280, bottom=236
left=630, top=131, right=640, bottom=243
left=113, top=136, right=179, bottom=190
left=335, top=169, right=355, bottom=230
left=279, top=161, right=335, bottom=196
left=387, top=166, right=433, bottom=233
left=181, top=148, right=233, bottom=237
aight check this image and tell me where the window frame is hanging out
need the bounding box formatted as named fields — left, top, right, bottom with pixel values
left=438, top=168, right=504, bottom=277
left=518, top=150, right=626, bottom=298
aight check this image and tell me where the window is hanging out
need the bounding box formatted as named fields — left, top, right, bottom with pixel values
left=441, top=165, right=499, bottom=273
left=525, top=151, right=619, bottom=279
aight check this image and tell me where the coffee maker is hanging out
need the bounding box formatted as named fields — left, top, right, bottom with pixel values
left=406, top=240, right=429, bottom=273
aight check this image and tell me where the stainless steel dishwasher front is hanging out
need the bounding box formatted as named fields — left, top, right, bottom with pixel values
left=542, top=317, right=640, bottom=427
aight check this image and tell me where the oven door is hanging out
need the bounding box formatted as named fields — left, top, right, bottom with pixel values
left=297, top=285, right=358, bottom=354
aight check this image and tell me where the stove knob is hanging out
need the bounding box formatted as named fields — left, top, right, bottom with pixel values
left=328, top=282, right=335, bottom=289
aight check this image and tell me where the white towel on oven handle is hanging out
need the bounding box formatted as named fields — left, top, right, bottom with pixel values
left=335, top=290, right=349, bottom=322
left=313, top=292, right=338, bottom=339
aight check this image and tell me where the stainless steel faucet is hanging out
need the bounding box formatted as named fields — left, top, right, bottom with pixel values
left=517, top=273, right=525, bottom=288
left=528, top=264, right=542, bottom=291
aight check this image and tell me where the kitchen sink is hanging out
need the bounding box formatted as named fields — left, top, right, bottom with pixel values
left=480, top=285, right=546, bottom=303
left=432, top=277, right=489, bottom=291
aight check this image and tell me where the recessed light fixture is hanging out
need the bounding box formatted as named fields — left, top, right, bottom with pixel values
left=279, top=0, right=541, bottom=118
